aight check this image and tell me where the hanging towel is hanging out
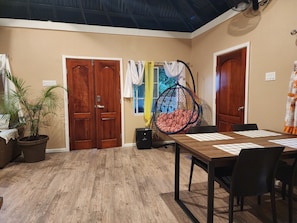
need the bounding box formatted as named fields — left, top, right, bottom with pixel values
left=0, top=54, right=16, bottom=95
left=123, top=60, right=145, bottom=98
left=284, top=61, right=297, bottom=134
left=144, top=61, right=154, bottom=127
left=163, top=61, right=186, bottom=86
left=0, top=54, right=24, bottom=120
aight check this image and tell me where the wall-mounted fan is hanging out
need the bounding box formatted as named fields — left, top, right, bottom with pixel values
left=232, top=0, right=270, bottom=12
left=232, top=0, right=260, bottom=11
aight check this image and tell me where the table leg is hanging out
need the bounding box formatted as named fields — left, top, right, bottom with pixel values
left=0, top=196, right=3, bottom=209
left=174, top=144, right=200, bottom=223
left=174, top=143, right=180, bottom=200
left=207, top=162, right=215, bottom=223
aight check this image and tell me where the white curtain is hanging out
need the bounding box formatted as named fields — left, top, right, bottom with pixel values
left=163, top=61, right=186, bottom=86
left=0, top=54, right=23, bottom=120
left=0, top=54, right=14, bottom=95
left=124, top=60, right=145, bottom=98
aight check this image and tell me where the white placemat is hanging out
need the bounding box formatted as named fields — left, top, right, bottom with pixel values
left=213, top=142, right=264, bottom=155
left=186, top=133, right=233, bottom=141
left=269, top=138, right=297, bottom=149
left=233, top=130, right=281, bottom=138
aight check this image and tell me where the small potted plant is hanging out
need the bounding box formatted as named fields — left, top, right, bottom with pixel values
left=5, top=71, right=66, bottom=163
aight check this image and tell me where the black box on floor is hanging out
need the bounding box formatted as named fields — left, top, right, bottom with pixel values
left=136, top=128, right=152, bottom=149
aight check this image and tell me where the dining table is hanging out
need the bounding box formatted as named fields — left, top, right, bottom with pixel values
left=168, top=129, right=297, bottom=223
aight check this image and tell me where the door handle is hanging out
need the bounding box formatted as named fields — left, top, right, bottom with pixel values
left=238, top=106, right=244, bottom=111
left=95, top=105, right=105, bottom=109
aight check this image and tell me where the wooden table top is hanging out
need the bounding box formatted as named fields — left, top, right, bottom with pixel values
left=168, top=130, right=297, bottom=165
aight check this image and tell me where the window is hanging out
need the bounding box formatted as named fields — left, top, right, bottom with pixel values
left=134, top=66, right=176, bottom=114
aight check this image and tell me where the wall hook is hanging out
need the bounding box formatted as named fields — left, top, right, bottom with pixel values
left=291, top=29, right=297, bottom=35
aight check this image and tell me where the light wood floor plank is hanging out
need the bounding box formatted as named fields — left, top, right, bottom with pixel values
left=0, top=146, right=295, bottom=223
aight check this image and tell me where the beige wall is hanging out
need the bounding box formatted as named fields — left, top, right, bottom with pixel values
left=0, top=26, right=191, bottom=149
left=190, top=0, right=297, bottom=132
left=1, top=0, right=296, bottom=149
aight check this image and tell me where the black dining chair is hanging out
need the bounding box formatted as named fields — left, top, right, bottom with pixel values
left=214, top=146, right=285, bottom=223
left=231, top=123, right=260, bottom=204
left=275, top=156, right=297, bottom=223
left=231, top=123, right=258, bottom=131
left=187, top=125, right=218, bottom=191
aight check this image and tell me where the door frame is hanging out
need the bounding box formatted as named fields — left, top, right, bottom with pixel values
left=212, top=42, right=250, bottom=125
left=61, top=55, right=124, bottom=152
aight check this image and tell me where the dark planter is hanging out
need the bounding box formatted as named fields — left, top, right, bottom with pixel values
left=18, top=135, right=49, bottom=163
left=0, top=138, right=15, bottom=168
left=12, top=126, right=25, bottom=160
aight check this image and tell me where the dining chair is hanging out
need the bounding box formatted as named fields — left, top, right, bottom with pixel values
left=0, top=196, right=3, bottom=209
left=187, top=125, right=219, bottom=191
left=231, top=123, right=258, bottom=131
left=214, top=146, right=285, bottom=223
left=275, top=156, right=297, bottom=223
left=231, top=123, right=260, bottom=204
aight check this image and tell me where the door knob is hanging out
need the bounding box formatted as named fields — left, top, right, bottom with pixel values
left=238, top=106, right=244, bottom=111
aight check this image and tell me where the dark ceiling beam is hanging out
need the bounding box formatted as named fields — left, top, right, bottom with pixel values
left=100, top=1, right=114, bottom=26
left=26, top=0, right=32, bottom=19
left=168, top=0, right=194, bottom=31
left=203, top=0, right=220, bottom=14
left=143, top=0, right=163, bottom=30
left=181, top=0, right=208, bottom=25
left=50, top=0, right=57, bottom=21
left=123, top=1, right=140, bottom=28
left=78, top=0, right=87, bottom=24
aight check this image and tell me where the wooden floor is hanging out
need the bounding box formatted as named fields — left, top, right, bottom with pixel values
left=0, top=146, right=295, bottom=223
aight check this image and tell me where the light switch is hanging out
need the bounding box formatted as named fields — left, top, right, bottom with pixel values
left=265, top=72, right=276, bottom=81
left=42, top=80, right=57, bottom=86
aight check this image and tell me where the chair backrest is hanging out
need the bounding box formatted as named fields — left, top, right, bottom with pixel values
left=231, top=123, right=258, bottom=131
left=292, top=157, right=297, bottom=185
left=231, top=146, right=284, bottom=197
left=186, top=125, right=218, bottom=134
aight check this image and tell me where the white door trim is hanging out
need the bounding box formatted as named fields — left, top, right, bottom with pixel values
left=212, top=42, right=250, bottom=125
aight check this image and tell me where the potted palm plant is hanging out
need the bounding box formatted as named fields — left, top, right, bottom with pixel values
left=5, top=71, right=66, bottom=163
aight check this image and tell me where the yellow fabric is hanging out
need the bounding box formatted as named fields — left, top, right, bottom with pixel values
left=144, top=61, right=154, bottom=127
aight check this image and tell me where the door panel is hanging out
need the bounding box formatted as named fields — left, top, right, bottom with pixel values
left=216, top=48, right=246, bottom=132
left=67, top=58, right=121, bottom=150
left=94, top=60, right=121, bottom=148
left=66, top=59, right=96, bottom=150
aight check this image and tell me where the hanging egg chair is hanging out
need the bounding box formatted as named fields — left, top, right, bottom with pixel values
left=152, top=60, right=202, bottom=135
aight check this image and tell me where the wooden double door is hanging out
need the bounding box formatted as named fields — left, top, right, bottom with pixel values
left=66, top=58, right=121, bottom=150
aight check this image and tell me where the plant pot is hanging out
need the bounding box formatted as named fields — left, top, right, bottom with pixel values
left=11, top=126, right=25, bottom=160
left=18, top=135, right=49, bottom=163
